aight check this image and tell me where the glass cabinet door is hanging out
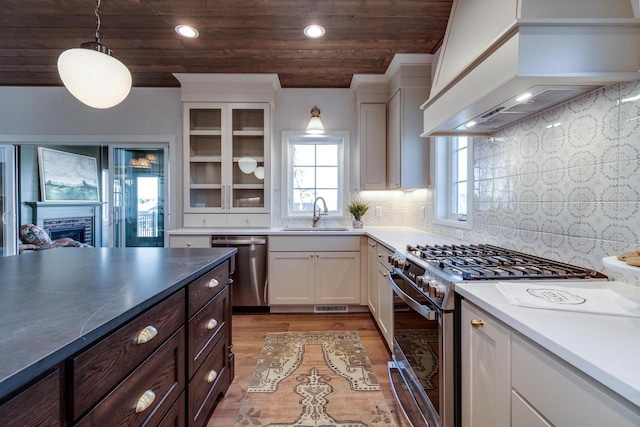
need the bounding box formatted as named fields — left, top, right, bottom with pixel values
left=187, top=106, right=225, bottom=210
left=0, top=145, right=17, bottom=257
left=230, top=107, right=266, bottom=209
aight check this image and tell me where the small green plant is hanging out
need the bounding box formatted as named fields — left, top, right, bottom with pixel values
left=347, top=201, right=369, bottom=220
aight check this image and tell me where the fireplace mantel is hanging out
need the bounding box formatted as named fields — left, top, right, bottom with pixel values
left=25, top=201, right=105, bottom=246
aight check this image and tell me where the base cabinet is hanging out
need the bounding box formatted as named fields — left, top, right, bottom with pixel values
left=461, top=300, right=511, bottom=427
left=462, top=300, right=640, bottom=427
left=367, top=238, right=393, bottom=349
left=268, top=236, right=361, bottom=306
left=0, top=370, right=62, bottom=427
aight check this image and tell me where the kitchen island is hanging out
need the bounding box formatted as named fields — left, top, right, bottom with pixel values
left=0, top=247, right=236, bottom=426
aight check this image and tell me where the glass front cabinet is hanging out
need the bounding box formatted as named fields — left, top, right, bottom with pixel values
left=183, top=102, right=270, bottom=228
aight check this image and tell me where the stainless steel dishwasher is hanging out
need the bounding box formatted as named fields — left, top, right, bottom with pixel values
left=211, top=235, right=268, bottom=310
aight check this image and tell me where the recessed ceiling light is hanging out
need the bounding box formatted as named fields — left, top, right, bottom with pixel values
left=175, top=25, right=199, bottom=38
left=304, top=25, right=325, bottom=38
left=465, top=121, right=477, bottom=128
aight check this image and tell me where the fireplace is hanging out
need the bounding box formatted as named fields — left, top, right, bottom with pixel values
left=26, top=201, right=102, bottom=247
left=46, top=220, right=90, bottom=245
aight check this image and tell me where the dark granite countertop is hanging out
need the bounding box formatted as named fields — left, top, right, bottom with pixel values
left=0, top=247, right=236, bottom=400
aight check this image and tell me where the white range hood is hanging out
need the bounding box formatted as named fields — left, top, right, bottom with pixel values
left=421, top=0, right=640, bottom=136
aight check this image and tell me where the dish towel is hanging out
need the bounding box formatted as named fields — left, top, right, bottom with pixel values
left=495, top=282, right=640, bottom=317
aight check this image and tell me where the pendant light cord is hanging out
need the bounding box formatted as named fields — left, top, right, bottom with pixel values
left=92, top=0, right=104, bottom=42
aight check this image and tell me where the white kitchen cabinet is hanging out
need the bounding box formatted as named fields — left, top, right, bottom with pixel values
left=359, top=103, right=387, bottom=190
left=462, top=300, right=640, bottom=427
left=183, top=102, right=270, bottom=228
left=461, top=300, right=511, bottom=427
left=367, top=237, right=394, bottom=349
left=268, top=236, right=361, bottom=306
left=168, top=235, right=211, bottom=248
left=387, top=87, right=430, bottom=189
left=511, top=334, right=640, bottom=427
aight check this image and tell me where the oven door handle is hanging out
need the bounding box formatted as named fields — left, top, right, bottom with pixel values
left=389, top=272, right=437, bottom=321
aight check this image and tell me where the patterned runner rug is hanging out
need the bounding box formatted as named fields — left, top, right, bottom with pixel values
left=233, top=331, right=397, bottom=426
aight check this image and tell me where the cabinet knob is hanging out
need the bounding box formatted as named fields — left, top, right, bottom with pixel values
left=135, top=390, right=156, bottom=413
left=202, top=218, right=207, bottom=225
left=187, top=242, right=192, bottom=247
left=207, top=278, right=219, bottom=288
left=471, top=318, right=484, bottom=328
left=382, top=273, right=388, bottom=277
left=136, top=325, right=158, bottom=344
left=207, top=319, right=218, bottom=330
left=378, top=254, right=383, bottom=258
left=207, top=370, right=218, bottom=383
left=369, top=243, right=376, bottom=247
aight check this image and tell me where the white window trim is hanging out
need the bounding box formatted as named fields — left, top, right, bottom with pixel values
left=280, top=130, right=350, bottom=219
left=433, top=136, right=474, bottom=230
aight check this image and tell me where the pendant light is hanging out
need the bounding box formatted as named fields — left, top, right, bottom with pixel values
left=57, top=0, right=132, bottom=109
left=306, top=106, right=325, bottom=135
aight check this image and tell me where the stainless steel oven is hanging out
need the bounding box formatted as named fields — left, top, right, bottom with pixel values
left=386, top=243, right=608, bottom=427
left=388, top=268, right=455, bottom=427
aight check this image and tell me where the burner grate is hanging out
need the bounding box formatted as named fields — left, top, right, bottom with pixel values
left=407, top=244, right=607, bottom=280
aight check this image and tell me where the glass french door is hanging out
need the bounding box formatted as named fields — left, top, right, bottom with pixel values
left=0, top=145, right=17, bottom=257
left=111, top=147, right=168, bottom=247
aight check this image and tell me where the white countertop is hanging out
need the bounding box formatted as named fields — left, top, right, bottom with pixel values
left=456, top=280, right=640, bottom=408
left=168, top=226, right=461, bottom=253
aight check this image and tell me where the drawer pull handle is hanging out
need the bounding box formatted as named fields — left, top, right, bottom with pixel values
left=207, top=370, right=218, bottom=383
left=207, top=319, right=218, bottom=330
left=135, top=390, right=156, bottom=413
left=207, top=278, right=219, bottom=288
left=137, top=326, right=158, bottom=344
left=471, top=318, right=484, bottom=328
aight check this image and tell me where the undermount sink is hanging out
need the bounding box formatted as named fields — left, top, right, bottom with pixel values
left=281, top=227, right=350, bottom=232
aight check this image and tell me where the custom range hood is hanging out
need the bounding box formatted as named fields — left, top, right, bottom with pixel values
left=421, top=0, right=640, bottom=136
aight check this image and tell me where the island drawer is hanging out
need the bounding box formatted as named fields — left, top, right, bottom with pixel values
left=0, top=369, right=62, bottom=427
left=158, top=391, right=185, bottom=427
left=188, top=331, right=230, bottom=427
left=71, top=289, right=185, bottom=419
left=188, top=285, right=230, bottom=379
left=188, top=260, right=229, bottom=317
left=76, top=327, right=185, bottom=427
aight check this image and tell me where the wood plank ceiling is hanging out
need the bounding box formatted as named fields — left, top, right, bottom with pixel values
left=0, top=0, right=453, bottom=88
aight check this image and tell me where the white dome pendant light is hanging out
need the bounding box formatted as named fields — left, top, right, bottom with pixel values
left=57, top=0, right=132, bottom=109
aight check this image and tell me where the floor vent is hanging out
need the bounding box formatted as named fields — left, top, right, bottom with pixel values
left=314, top=305, right=349, bottom=313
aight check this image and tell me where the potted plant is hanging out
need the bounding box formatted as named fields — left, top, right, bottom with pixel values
left=347, top=201, right=369, bottom=228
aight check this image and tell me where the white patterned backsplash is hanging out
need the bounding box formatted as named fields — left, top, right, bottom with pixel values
left=447, top=79, right=640, bottom=284
left=272, top=79, right=640, bottom=285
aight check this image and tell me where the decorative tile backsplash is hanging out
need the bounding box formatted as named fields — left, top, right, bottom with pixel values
left=451, top=79, right=640, bottom=283
left=273, top=79, right=640, bottom=284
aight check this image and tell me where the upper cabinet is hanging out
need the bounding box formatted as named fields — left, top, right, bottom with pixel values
left=174, top=73, right=280, bottom=228
left=352, top=54, right=432, bottom=191
left=387, top=84, right=430, bottom=189
left=183, top=102, right=271, bottom=228
left=359, top=103, right=387, bottom=190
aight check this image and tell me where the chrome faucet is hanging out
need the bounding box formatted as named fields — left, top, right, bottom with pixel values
left=312, top=196, right=328, bottom=227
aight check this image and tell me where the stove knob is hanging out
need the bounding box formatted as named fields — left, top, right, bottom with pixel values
left=394, top=257, right=405, bottom=269
left=428, top=283, right=447, bottom=299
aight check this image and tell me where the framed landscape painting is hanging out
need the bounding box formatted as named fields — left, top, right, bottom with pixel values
left=38, top=147, right=100, bottom=202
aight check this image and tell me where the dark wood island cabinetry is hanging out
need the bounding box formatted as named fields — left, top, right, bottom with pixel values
left=0, top=247, right=236, bottom=427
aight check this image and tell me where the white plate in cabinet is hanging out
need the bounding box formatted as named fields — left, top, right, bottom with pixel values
left=169, top=235, right=211, bottom=249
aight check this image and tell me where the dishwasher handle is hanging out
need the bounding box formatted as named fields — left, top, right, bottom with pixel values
left=211, top=238, right=267, bottom=246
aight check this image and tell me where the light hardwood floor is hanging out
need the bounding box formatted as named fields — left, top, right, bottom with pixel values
left=207, top=312, right=411, bottom=426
